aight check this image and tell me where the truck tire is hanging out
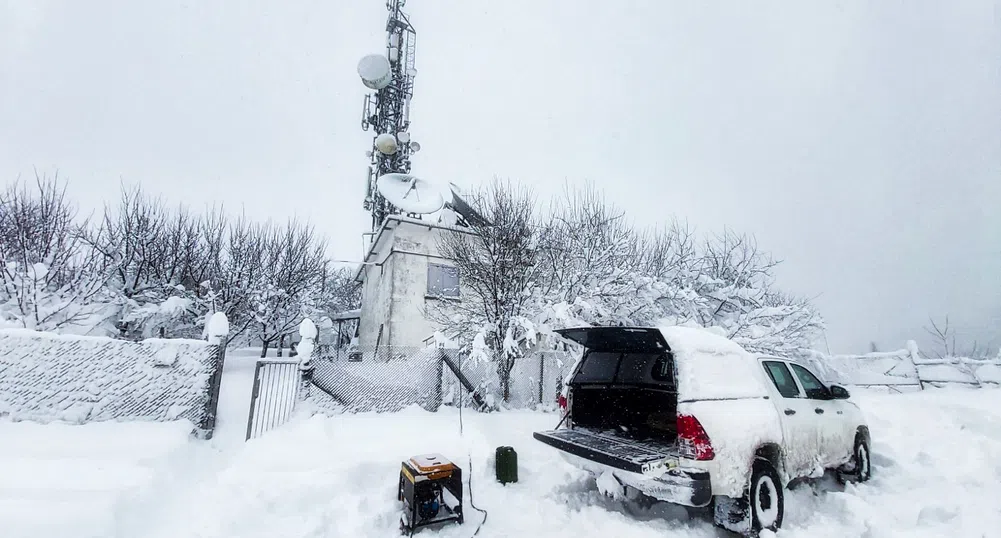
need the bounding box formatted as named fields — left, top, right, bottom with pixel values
left=837, top=434, right=872, bottom=484
left=749, top=460, right=784, bottom=533
left=852, top=436, right=872, bottom=483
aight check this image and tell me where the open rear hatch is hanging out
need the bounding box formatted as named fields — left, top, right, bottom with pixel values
left=533, top=428, right=677, bottom=475
left=535, top=326, right=678, bottom=475
left=555, top=326, right=670, bottom=353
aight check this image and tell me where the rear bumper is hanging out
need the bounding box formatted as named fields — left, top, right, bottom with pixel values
left=560, top=452, right=712, bottom=508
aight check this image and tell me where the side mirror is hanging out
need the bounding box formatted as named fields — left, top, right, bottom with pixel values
left=829, top=385, right=850, bottom=399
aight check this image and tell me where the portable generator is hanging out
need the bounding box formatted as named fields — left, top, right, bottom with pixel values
left=398, top=453, right=464, bottom=534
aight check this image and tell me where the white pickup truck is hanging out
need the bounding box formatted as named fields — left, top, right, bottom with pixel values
left=534, top=325, right=871, bottom=535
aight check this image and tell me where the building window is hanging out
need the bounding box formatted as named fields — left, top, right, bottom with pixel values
left=427, top=263, right=460, bottom=298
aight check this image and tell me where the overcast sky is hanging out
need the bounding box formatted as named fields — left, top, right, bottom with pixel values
left=2, top=0, right=999, bottom=354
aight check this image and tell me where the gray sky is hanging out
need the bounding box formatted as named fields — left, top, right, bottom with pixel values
left=2, top=0, right=999, bottom=354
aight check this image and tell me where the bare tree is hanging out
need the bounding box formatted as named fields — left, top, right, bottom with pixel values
left=691, top=229, right=822, bottom=354
left=318, top=265, right=362, bottom=316
left=0, top=174, right=111, bottom=331
left=922, top=315, right=995, bottom=359
left=429, top=179, right=542, bottom=402
left=208, top=214, right=268, bottom=343
left=90, top=186, right=228, bottom=339
left=431, top=180, right=826, bottom=396
left=249, top=219, right=328, bottom=357
left=924, top=315, right=958, bottom=359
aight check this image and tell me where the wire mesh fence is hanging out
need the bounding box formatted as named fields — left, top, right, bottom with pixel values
left=308, top=346, right=576, bottom=413
left=310, top=346, right=445, bottom=413
left=0, top=331, right=226, bottom=434
left=313, top=344, right=438, bottom=363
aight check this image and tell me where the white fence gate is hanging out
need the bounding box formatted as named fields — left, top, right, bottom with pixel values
left=245, top=360, right=300, bottom=440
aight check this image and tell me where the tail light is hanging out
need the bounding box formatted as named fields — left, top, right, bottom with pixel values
left=558, top=394, right=568, bottom=412
left=677, top=414, right=715, bottom=460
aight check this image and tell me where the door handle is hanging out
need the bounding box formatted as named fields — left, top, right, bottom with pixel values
left=815, top=408, right=824, bottom=414
left=784, top=409, right=796, bottom=415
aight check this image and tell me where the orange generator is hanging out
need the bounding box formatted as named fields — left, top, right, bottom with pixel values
left=398, top=453, right=464, bottom=534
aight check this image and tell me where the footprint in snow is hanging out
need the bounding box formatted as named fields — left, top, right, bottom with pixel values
left=916, top=505, right=959, bottom=525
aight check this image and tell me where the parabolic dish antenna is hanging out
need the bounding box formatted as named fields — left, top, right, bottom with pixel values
left=357, top=54, right=392, bottom=90
left=374, top=133, right=398, bottom=155
left=376, top=173, right=445, bottom=214
left=447, top=183, right=491, bottom=227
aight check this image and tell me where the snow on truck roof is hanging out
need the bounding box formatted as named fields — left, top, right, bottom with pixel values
left=657, top=325, right=749, bottom=358
left=656, top=325, right=771, bottom=401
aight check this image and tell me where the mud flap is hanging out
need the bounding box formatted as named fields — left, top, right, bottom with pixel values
left=596, top=470, right=626, bottom=500
left=713, top=495, right=751, bottom=535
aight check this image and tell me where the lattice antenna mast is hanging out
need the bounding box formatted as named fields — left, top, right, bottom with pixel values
left=358, top=0, right=420, bottom=232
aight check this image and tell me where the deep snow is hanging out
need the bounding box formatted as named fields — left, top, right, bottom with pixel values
left=1, top=388, right=999, bottom=538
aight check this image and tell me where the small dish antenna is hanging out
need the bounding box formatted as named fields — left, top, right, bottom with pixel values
left=376, top=173, right=445, bottom=214
left=357, top=54, right=392, bottom=90
left=374, top=133, right=398, bottom=155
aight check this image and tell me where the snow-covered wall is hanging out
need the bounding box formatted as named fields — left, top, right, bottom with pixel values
left=802, top=343, right=1001, bottom=389
left=0, top=329, right=224, bottom=428
left=357, top=217, right=472, bottom=349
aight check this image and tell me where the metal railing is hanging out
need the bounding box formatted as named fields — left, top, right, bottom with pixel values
left=246, top=360, right=301, bottom=440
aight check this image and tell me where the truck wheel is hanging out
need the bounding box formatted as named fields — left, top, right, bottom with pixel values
left=749, top=461, right=784, bottom=533
left=853, top=436, right=872, bottom=483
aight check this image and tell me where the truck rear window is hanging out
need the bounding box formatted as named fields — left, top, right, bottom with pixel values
left=572, top=351, right=675, bottom=385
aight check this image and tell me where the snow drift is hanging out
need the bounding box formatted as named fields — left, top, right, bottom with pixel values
left=10, top=387, right=981, bottom=538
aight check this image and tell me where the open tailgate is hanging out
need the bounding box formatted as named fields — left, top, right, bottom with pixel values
left=533, top=428, right=677, bottom=475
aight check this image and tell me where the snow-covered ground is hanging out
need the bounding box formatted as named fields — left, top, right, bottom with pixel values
left=211, top=348, right=264, bottom=446
left=0, top=420, right=197, bottom=538
left=1, top=388, right=998, bottom=538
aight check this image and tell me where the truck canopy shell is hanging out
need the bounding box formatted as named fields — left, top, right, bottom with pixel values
left=557, top=325, right=770, bottom=402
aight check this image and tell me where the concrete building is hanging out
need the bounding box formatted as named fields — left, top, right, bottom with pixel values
left=354, top=214, right=474, bottom=350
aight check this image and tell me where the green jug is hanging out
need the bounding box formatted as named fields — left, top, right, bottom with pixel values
left=495, top=446, right=518, bottom=484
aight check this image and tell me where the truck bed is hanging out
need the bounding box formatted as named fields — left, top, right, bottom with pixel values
left=533, top=427, right=678, bottom=475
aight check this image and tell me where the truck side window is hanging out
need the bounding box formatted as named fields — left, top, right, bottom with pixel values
left=790, top=364, right=831, bottom=400
left=762, top=361, right=801, bottom=398
left=651, top=352, right=674, bottom=383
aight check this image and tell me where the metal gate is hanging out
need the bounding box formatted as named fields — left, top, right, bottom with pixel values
left=246, top=360, right=300, bottom=440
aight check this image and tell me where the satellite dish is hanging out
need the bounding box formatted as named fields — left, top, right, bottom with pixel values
left=447, top=183, right=491, bottom=227
left=357, top=54, right=392, bottom=90
left=397, top=131, right=411, bottom=143
left=377, top=173, right=445, bottom=214
left=374, top=133, right=398, bottom=155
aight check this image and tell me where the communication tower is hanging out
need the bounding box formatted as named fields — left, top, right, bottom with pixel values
left=355, top=0, right=488, bottom=232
